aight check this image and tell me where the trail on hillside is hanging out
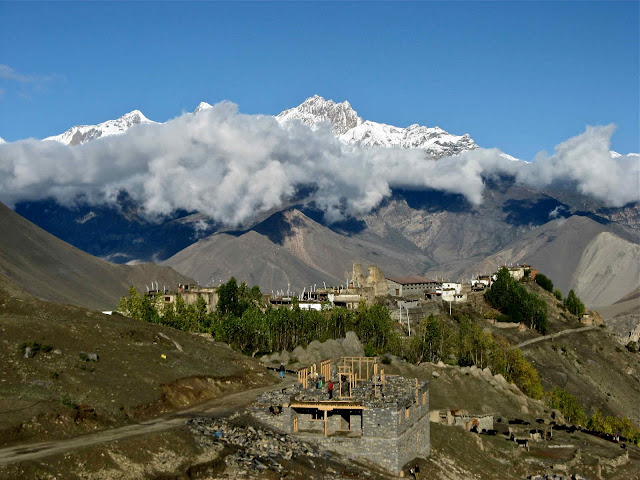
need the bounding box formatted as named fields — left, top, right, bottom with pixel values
left=0, top=374, right=295, bottom=467
left=516, top=326, right=597, bottom=348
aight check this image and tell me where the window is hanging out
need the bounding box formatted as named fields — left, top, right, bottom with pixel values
left=165, top=296, right=171, bottom=302
left=311, top=410, right=323, bottom=420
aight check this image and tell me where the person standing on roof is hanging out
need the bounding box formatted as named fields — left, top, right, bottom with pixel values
left=328, top=379, right=334, bottom=399
left=279, top=363, right=285, bottom=379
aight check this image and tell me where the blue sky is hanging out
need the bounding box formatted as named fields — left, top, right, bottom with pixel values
left=0, top=1, right=638, bottom=159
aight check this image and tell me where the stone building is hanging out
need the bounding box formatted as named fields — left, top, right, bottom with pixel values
left=430, top=409, right=494, bottom=432
left=352, top=263, right=389, bottom=298
left=387, top=276, right=440, bottom=298
left=252, top=357, right=430, bottom=474
left=149, top=283, right=219, bottom=313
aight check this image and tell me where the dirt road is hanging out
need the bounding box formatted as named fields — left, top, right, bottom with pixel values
left=516, top=326, right=597, bottom=348
left=0, top=374, right=295, bottom=467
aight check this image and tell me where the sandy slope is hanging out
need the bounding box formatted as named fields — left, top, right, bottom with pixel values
left=0, top=202, right=192, bottom=310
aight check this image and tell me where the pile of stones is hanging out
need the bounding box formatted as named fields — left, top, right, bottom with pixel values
left=527, top=475, right=587, bottom=480
left=188, top=416, right=322, bottom=474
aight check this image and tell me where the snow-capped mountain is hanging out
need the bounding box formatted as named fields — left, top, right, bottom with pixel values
left=276, top=95, right=363, bottom=136
left=277, top=95, right=477, bottom=158
left=194, top=102, right=213, bottom=114
left=0, top=136, right=5, bottom=144
left=44, top=110, right=156, bottom=146
left=340, top=121, right=476, bottom=157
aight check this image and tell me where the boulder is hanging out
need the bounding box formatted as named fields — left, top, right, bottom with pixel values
left=341, top=331, right=364, bottom=356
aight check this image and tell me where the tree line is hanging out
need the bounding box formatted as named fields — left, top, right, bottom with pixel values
left=547, top=387, right=640, bottom=445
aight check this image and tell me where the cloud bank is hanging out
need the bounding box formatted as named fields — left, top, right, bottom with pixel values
left=0, top=102, right=637, bottom=226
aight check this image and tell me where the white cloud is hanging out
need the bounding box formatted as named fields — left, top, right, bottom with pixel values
left=0, top=102, right=637, bottom=226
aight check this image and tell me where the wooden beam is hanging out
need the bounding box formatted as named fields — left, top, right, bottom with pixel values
left=324, top=409, right=328, bottom=437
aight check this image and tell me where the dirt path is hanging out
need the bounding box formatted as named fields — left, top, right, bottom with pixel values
left=517, top=326, right=597, bottom=348
left=0, top=374, right=295, bottom=467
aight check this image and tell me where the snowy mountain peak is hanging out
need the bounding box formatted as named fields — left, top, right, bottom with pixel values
left=277, top=95, right=477, bottom=158
left=0, top=136, right=5, bottom=144
left=44, top=109, right=156, bottom=146
left=194, top=102, right=213, bottom=114
left=276, top=95, right=363, bottom=135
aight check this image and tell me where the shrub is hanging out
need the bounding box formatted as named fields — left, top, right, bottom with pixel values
left=19, top=341, right=53, bottom=358
left=381, top=356, right=392, bottom=365
left=364, top=343, right=376, bottom=357
left=61, top=397, right=79, bottom=410
left=553, top=289, right=563, bottom=301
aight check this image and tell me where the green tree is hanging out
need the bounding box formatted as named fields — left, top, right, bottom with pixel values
left=547, top=388, right=585, bottom=424
left=535, top=273, right=554, bottom=293
left=217, top=277, right=239, bottom=317
left=118, top=286, right=143, bottom=319
left=553, top=288, right=563, bottom=301
left=564, top=290, right=585, bottom=318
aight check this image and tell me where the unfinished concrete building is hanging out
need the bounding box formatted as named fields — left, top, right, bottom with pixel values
left=252, top=357, right=430, bottom=474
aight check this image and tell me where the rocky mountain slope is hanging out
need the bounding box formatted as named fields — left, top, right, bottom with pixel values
left=462, top=215, right=639, bottom=306
left=0, top=202, right=192, bottom=310
left=595, top=287, right=640, bottom=344
left=164, top=208, right=435, bottom=291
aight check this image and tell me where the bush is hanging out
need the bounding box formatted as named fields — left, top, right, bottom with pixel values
left=554, top=289, right=563, bottom=301
left=19, top=341, right=52, bottom=358
left=535, top=273, right=554, bottom=293
left=381, top=356, right=392, bottom=365
left=364, top=343, right=376, bottom=357
left=61, top=397, right=79, bottom=410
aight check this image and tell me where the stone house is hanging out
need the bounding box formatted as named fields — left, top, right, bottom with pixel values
left=387, top=276, right=440, bottom=298
left=252, top=358, right=430, bottom=474
left=150, top=283, right=219, bottom=313
left=430, top=409, right=494, bottom=432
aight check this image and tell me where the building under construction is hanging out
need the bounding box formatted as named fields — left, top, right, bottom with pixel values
left=251, top=357, right=430, bottom=474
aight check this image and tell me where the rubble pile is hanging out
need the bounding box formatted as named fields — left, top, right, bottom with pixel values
left=188, top=416, right=323, bottom=474
left=527, top=475, right=587, bottom=480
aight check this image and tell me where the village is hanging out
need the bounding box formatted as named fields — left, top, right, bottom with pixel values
left=139, top=262, right=560, bottom=475
left=144, top=262, right=539, bottom=335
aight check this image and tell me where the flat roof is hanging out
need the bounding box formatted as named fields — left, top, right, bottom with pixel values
left=387, top=275, right=439, bottom=285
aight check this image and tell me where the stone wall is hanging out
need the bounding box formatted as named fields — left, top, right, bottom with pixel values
left=300, top=410, right=430, bottom=474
